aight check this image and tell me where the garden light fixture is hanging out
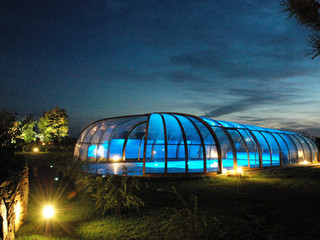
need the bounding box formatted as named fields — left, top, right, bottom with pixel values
left=43, top=205, right=55, bottom=219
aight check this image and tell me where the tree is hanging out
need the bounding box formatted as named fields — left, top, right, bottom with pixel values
left=0, top=111, right=21, bottom=147
left=20, top=115, right=36, bottom=143
left=281, top=0, right=320, bottom=59
left=38, top=107, right=69, bottom=145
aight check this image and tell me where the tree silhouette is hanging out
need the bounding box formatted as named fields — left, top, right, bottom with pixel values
left=281, top=0, right=320, bottom=59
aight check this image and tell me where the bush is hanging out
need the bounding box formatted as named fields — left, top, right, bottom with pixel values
left=78, top=170, right=144, bottom=215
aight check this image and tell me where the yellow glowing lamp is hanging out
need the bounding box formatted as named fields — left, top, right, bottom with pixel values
left=43, top=205, right=55, bottom=219
left=113, top=155, right=120, bottom=161
left=237, top=167, right=243, bottom=174
left=33, top=147, right=39, bottom=152
left=298, top=151, right=303, bottom=157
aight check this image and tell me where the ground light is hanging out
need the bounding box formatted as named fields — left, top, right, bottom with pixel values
left=33, top=147, right=39, bottom=152
left=237, top=167, right=243, bottom=174
left=43, top=205, right=55, bottom=219
left=42, top=205, right=55, bottom=235
left=300, top=160, right=309, bottom=165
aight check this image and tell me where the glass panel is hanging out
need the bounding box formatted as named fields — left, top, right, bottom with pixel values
left=251, top=131, right=271, bottom=167
left=145, top=114, right=165, bottom=173
left=99, top=119, right=128, bottom=144
left=79, top=143, right=89, bottom=161
left=230, top=121, right=246, bottom=129
left=261, top=132, right=280, bottom=166
left=175, top=115, right=204, bottom=173
left=295, top=135, right=312, bottom=162
left=238, top=130, right=259, bottom=168
left=125, top=124, right=146, bottom=160
left=218, top=120, right=245, bottom=128
left=200, top=117, right=221, bottom=126
left=74, top=143, right=80, bottom=160
left=280, top=134, right=298, bottom=164
left=243, top=125, right=258, bottom=131
left=288, top=135, right=304, bottom=162
left=227, top=130, right=248, bottom=167
left=272, top=133, right=290, bottom=165
left=79, top=127, right=91, bottom=143
left=216, top=120, right=234, bottom=128
left=302, top=136, right=317, bottom=162
left=212, top=127, right=234, bottom=170
left=108, top=117, right=147, bottom=161
left=163, top=114, right=186, bottom=173
left=83, top=122, right=103, bottom=143
left=91, top=122, right=111, bottom=144
left=95, top=121, right=118, bottom=161
left=187, top=117, right=218, bottom=172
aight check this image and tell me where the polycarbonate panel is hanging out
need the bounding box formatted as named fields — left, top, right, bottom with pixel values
left=288, top=135, right=304, bottom=162
left=238, top=129, right=259, bottom=168
left=200, top=117, right=221, bottom=127
left=83, top=123, right=103, bottom=143
left=74, top=143, right=80, bottom=160
left=99, top=119, right=128, bottom=142
left=163, top=114, right=186, bottom=173
left=261, top=132, right=280, bottom=166
left=125, top=123, right=146, bottom=160
left=216, top=120, right=234, bottom=128
left=175, top=115, right=204, bottom=173
left=79, top=123, right=97, bottom=143
left=108, top=117, right=146, bottom=161
left=244, top=125, right=258, bottom=131
left=227, top=129, right=249, bottom=167
left=212, top=127, right=234, bottom=170
left=91, top=122, right=112, bottom=144
left=272, top=133, right=290, bottom=165
left=187, top=116, right=218, bottom=172
left=302, top=136, right=318, bottom=162
left=311, top=139, right=319, bottom=161
left=79, top=143, right=89, bottom=161
left=229, top=121, right=246, bottom=129
left=251, top=131, right=271, bottom=167
left=280, top=134, right=298, bottom=164
left=145, top=114, right=165, bottom=173
left=295, top=135, right=312, bottom=162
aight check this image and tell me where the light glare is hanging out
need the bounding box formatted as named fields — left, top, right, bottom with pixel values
left=43, top=205, right=55, bottom=219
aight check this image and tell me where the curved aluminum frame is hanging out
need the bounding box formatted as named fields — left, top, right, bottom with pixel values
left=75, top=112, right=319, bottom=176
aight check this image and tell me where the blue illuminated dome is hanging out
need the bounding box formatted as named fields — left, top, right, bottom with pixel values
left=74, top=113, right=319, bottom=176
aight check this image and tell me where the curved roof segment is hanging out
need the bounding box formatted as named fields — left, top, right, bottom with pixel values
left=74, top=113, right=319, bottom=176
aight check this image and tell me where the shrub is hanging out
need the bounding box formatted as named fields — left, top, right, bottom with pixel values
left=78, top=170, right=144, bottom=215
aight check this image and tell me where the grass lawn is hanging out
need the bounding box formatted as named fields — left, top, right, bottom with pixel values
left=15, top=152, right=320, bottom=240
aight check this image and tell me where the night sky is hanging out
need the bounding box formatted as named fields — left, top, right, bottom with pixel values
left=1, top=0, right=320, bottom=137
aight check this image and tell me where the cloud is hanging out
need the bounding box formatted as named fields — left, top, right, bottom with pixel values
left=170, top=46, right=315, bottom=82
left=200, top=85, right=298, bottom=118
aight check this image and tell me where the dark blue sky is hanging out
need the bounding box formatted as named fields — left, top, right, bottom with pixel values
left=1, top=0, right=320, bottom=137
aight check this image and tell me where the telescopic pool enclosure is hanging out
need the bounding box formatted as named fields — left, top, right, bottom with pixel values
left=74, top=113, right=319, bottom=176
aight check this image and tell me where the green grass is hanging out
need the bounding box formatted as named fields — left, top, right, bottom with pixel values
left=15, top=153, right=320, bottom=240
